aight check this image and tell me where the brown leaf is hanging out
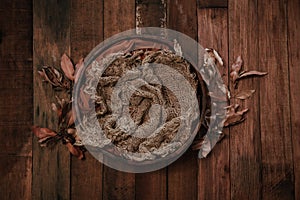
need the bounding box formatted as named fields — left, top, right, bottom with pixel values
left=224, top=104, right=249, bottom=127
left=238, top=70, right=268, bottom=80
left=66, top=143, right=84, bottom=159
left=39, top=66, right=63, bottom=87
left=230, top=56, right=243, bottom=83
left=234, top=89, right=255, bottom=100
left=58, top=102, right=73, bottom=127
left=61, top=53, right=75, bottom=80
left=31, top=126, right=57, bottom=139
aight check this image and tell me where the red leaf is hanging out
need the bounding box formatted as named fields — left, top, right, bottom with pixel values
left=61, top=53, right=75, bottom=80
left=31, top=126, right=57, bottom=139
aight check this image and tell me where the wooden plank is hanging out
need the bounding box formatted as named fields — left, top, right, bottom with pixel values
left=33, top=0, right=71, bottom=199
left=0, top=0, right=33, bottom=199
left=136, top=0, right=166, bottom=29
left=103, top=168, right=135, bottom=200
left=197, top=8, right=230, bottom=200
left=228, top=0, right=262, bottom=199
left=103, top=1, right=135, bottom=199
left=0, top=156, right=32, bottom=199
left=135, top=1, right=167, bottom=199
left=0, top=1, right=33, bottom=71
left=70, top=0, right=104, bottom=199
left=197, top=0, right=228, bottom=8
left=288, top=0, right=300, bottom=199
left=135, top=170, right=166, bottom=200
left=104, top=0, right=135, bottom=36
left=167, top=1, right=198, bottom=200
left=258, top=0, right=294, bottom=199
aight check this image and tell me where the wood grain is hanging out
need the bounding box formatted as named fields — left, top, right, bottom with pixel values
left=1, top=0, right=300, bottom=199
left=288, top=0, right=300, bottom=199
left=70, top=1, right=104, bottom=199
left=135, top=0, right=167, bottom=199
left=228, top=0, right=262, bottom=199
left=167, top=1, right=198, bottom=199
left=0, top=0, right=33, bottom=199
left=33, top=0, right=71, bottom=199
left=198, top=8, right=230, bottom=200
left=135, top=170, right=166, bottom=200
left=102, top=1, right=135, bottom=200
left=197, top=0, right=228, bottom=8
left=0, top=156, right=32, bottom=199
left=258, top=0, right=294, bottom=199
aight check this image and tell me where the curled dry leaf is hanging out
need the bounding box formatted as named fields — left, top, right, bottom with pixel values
left=234, top=89, right=255, bottom=100
left=31, top=126, right=57, bottom=139
left=66, top=143, right=84, bottom=159
left=61, top=53, right=75, bottom=80
left=38, top=66, right=63, bottom=87
left=34, top=53, right=87, bottom=159
left=230, top=55, right=267, bottom=87
left=224, top=104, right=249, bottom=127
left=58, top=101, right=73, bottom=127
left=238, top=70, right=268, bottom=80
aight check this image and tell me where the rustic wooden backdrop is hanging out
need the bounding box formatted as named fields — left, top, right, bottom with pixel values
left=0, top=0, right=299, bottom=199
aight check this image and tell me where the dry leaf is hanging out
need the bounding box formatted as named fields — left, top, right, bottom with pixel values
left=58, top=102, right=73, bottom=127
left=61, top=53, right=75, bottom=80
left=38, top=66, right=63, bottom=87
left=31, top=126, right=57, bottom=139
left=224, top=104, right=249, bottom=127
left=234, top=89, right=255, bottom=100
left=238, top=70, right=268, bottom=80
left=66, top=143, right=84, bottom=159
left=230, top=56, right=243, bottom=83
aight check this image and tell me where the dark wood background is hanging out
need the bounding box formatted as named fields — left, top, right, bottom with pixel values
left=0, top=0, right=299, bottom=199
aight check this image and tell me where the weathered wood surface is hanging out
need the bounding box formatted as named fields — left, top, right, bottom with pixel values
left=197, top=0, right=228, bottom=8
left=33, top=0, right=71, bottom=199
left=258, top=0, right=294, bottom=199
left=70, top=1, right=104, bottom=200
left=0, top=1, right=33, bottom=199
left=228, top=0, right=262, bottom=199
left=0, top=0, right=300, bottom=199
left=288, top=0, right=300, bottom=199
